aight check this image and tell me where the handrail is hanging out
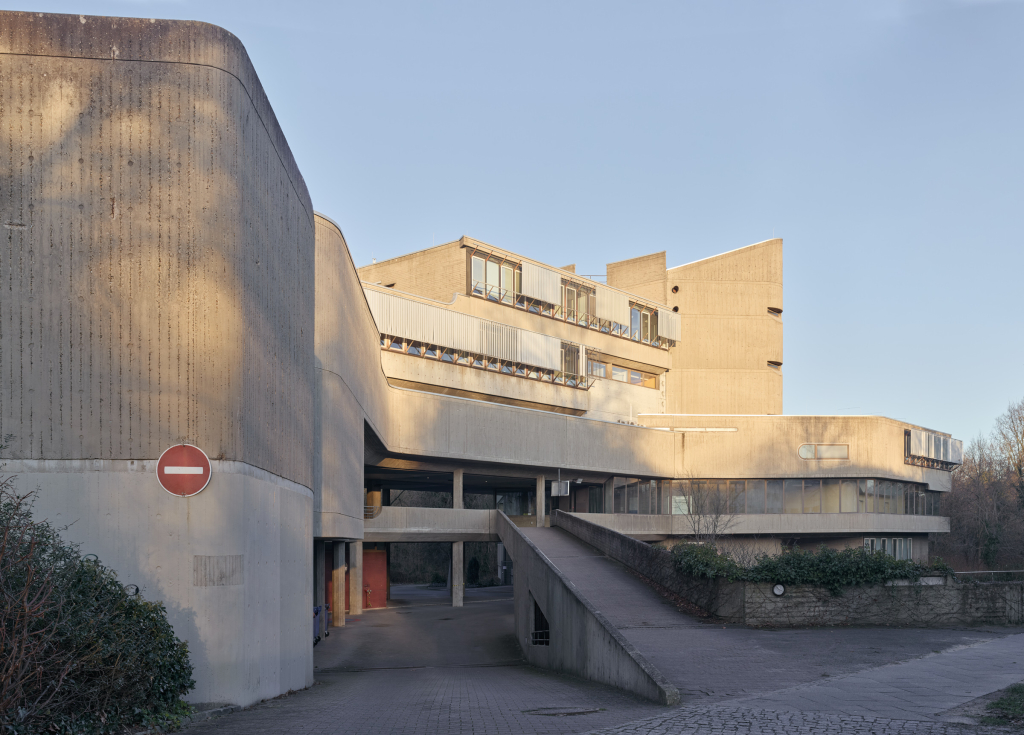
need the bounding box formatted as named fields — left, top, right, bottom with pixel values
left=364, top=505, right=383, bottom=520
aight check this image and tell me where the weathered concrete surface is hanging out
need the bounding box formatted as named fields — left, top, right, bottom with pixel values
left=363, top=507, right=499, bottom=542
left=8, top=459, right=313, bottom=707
left=498, top=512, right=679, bottom=704
left=571, top=511, right=949, bottom=540
left=0, top=11, right=314, bottom=485
left=0, top=10, right=315, bottom=707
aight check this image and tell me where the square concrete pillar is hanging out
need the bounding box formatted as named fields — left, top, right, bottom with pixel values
left=536, top=475, right=546, bottom=527
left=332, top=542, right=347, bottom=627
left=452, top=541, right=464, bottom=607
left=314, top=540, right=326, bottom=608
left=453, top=468, right=464, bottom=510
left=348, top=541, right=363, bottom=616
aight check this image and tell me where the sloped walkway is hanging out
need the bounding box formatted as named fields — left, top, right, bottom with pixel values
left=520, top=527, right=1018, bottom=708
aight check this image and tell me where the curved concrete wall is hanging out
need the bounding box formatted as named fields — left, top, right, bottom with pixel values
left=1, top=11, right=315, bottom=707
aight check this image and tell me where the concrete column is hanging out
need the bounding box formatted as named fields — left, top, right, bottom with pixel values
left=348, top=541, right=363, bottom=615
left=453, top=468, right=464, bottom=510
left=452, top=541, right=464, bottom=607
left=536, top=475, right=546, bottom=527
left=332, top=542, right=347, bottom=627
left=314, top=540, right=325, bottom=608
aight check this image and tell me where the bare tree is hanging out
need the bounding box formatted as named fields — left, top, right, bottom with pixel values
left=676, top=479, right=739, bottom=547
left=994, top=396, right=1024, bottom=505
left=934, top=435, right=1024, bottom=570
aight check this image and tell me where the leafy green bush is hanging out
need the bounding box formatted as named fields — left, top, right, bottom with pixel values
left=672, top=543, right=953, bottom=596
left=1, top=484, right=195, bottom=734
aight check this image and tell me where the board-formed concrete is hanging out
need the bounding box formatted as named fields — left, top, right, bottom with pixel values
left=0, top=10, right=315, bottom=707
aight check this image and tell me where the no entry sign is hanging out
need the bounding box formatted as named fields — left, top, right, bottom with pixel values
left=156, top=444, right=212, bottom=497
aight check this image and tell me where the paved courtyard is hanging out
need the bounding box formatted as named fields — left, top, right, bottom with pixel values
left=188, top=581, right=1024, bottom=735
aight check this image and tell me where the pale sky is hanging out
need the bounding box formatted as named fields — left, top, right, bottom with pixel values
left=22, top=0, right=1024, bottom=443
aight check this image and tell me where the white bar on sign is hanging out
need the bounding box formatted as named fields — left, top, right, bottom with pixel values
left=165, top=466, right=204, bottom=474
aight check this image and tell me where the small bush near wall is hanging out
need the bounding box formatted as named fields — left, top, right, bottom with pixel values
left=0, top=485, right=195, bottom=734
left=672, top=544, right=953, bottom=596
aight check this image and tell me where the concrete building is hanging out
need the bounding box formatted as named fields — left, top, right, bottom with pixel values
left=1, top=9, right=962, bottom=709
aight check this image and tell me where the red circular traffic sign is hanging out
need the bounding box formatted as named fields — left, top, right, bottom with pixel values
left=156, top=444, right=212, bottom=497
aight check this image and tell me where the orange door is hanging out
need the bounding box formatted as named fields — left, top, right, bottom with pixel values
left=363, top=550, right=388, bottom=609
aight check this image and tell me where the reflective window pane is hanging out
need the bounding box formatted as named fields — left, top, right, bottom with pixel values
left=631, top=308, right=641, bottom=340
left=612, top=365, right=628, bottom=382
left=798, top=444, right=815, bottom=459
left=747, top=480, right=766, bottom=513
left=784, top=480, right=802, bottom=514
left=838, top=479, right=855, bottom=512
left=804, top=479, right=822, bottom=513
left=767, top=480, right=784, bottom=513
left=816, top=444, right=849, bottom=459
left=472, top=257, right=485, bottom=294
left=729, top=481, right=746, bottom=514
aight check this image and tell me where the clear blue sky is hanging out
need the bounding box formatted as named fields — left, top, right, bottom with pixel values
left=26, top=0, right=1024, bottom=443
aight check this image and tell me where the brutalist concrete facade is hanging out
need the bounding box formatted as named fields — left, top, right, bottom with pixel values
left=0, top=11, right=315, bottom=706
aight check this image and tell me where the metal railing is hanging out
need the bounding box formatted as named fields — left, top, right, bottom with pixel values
left=364, top=505, right=383, bottom=520
left=471, top=281, right=673, bottom=349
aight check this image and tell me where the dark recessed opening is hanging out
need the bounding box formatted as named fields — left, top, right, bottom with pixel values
left=532, top=600, right=550, bottom=646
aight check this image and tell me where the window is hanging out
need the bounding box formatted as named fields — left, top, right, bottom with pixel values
left=405, top=343, right=420, bottom=356
left=612, top=365, right=628, bottom=382
left=531, top=599, right=550, bottom=646
left=817, top=444, right=849, bottom=459
left=630, top=370, right=643, bottom=386
left=839, top=479, right=856, bottom=512
left=631, top=307, right=641, bottom=340
left=746, top=480, right=766, bottom=514
left=441, top=350, right=455, bottom=363
left=864, top=538, right=877, bottom=552
left=501, top=264, right=514, bottom=304
left=783, top=480, right=802, bottom=514
left=804, top=479, right=822, bottom=513
left=641, top=311, right=650, bottom=343
left=588, top=360, right=607, bottom=378
left=822, top=479, right=840, bottom=513
left=472, top=256, right=485, bottom=295
left=799, top=444, right=849, bottom=460
left=766, top=480, right=784, bottom=513
left=486, top=259, right=500, bottom=300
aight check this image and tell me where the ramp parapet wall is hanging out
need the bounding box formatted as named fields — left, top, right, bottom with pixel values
left=553, top=511, right=1024, bottom=627
left=496, top=511, right=679, bottom=705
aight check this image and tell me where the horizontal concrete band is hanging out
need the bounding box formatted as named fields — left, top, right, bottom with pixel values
left=572, top=511, right=949, bottom=538
left=364, top=507, right=499, bottom=542
left=2, top=459, right=314, bottom=499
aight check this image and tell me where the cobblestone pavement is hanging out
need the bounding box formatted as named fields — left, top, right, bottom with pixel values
left=581, top=705, right=1014, bottom=735
left=188, top=583, right=1022, bottom=735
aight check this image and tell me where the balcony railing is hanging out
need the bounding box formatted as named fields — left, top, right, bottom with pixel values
left=472, top=280, right=673, bottom=350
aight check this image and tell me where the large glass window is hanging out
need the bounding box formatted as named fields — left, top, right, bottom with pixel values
left=839, top=479, right=856, bottom=512
left=747, top=480, right=766, bottom=513
left=612, top=365, right=628, bottom=382
left=804, top=479, right=822, bottom=513
left=631, top=307, right=641, bottom=340
left=641, top=311, right=650, bottom=343
left=729, top=481, right=746, bottom=514
left=626, top=481, right=639, bottom=514
left=766, top=481, right=784, bottom=513
left=783, top=480, right=803, bottom=514
left=614, top=479, right=626, bottom=513
left=639, top=482, right=651, bottom=515
left=822, top=479, right=840, bottom=513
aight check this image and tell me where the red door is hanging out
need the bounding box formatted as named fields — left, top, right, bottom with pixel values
left=364, top=550, right=387, bottom=609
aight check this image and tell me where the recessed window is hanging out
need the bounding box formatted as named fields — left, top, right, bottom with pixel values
left=441, top=351, right=455, bottom=363
left=407, top=343, right=421, bottom=356
left=389, top=338, right=404, bottom=351
left=612, top=365, right=628, bottom=383
left=768, top=361, right=782, bottom=371
left=672, top=285, right=679, bottom=294
left=799, top=444, right=849, bottom=460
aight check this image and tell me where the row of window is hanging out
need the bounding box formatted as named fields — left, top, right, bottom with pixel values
left=587, top=359, right=659, bottom=390
left=379, top=335, right=592, bottom=389
left=470, top=254, right=671, bottom=349
left=865, top=537, right=913, bottom=561
left=588, top=478, right=943, bottom=516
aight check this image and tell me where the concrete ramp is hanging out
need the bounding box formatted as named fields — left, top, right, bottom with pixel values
left=495, top=512, right=679, bottom=705
left=519, top=525, right=702, bottom=634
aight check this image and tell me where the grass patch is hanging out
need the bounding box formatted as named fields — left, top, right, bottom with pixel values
left=981, top=683, right=1024, bottom=726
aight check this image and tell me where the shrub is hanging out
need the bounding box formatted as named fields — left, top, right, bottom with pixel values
left=0, top=483, right=195, bottom=734
left=671, top=543, right=953, bottom=596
